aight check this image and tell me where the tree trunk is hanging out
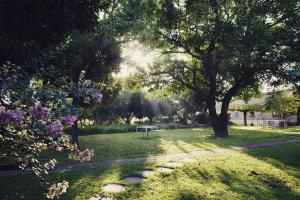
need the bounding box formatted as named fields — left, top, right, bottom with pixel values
left=125, top=116, right=131, bottom=124
left=207, top=100, right=229, bottom=137
left=243, top=111, right=248, bottom=126
left=71, top=121, right=80, bottom=148
left=149, top=117, right=153, bottom=124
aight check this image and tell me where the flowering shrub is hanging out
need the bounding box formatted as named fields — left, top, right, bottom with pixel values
left=47, top=121, right=64, bottom=135
left=46, top=181, right=69, bottom=199
left=1, top=108, right=24, bottom=125
left=91, top=92, right=103, bottom=103
left=30, top=104, right=52, bottom=121
left=82, top=79, right=92, bottom=87
left=59, top=115, right=78, bottom=126
left=0, top=63, right=101, bottom=199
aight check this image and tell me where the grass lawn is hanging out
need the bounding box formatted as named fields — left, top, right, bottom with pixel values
left=1, top=142, right=300, bottom=199
left=42, top=126, right=300, bottom=163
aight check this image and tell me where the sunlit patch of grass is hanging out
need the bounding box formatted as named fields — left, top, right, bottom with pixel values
left=2, top=143, right=299, bottom=200
left=38, top=126, right=300, bottom=164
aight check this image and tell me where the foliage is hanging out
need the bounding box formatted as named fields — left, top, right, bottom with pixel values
left=265, top=92, right=300, bottom=119
left=144, top=58, right=207, bottom=105
left=0, top=63, right=95, bottom=198
left=229, top=104, right=265, bottom=113
left=0, top=0, right=102, bottom=67
left=235, top=84, right=262, bottom=104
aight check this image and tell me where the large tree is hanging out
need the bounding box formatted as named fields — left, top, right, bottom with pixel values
left=120, top=0, right=300, bottom=137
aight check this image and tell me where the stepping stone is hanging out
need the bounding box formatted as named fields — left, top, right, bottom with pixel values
left=156, top=167, right=174, bottom=173
left=102, top=184, right=126, bottom=193
left=89, top=195, right=112, bottom=200
left=123, top=176, right=144, bottom=184
left=138, top=170, right=154, bottom=177
left=165, top=162, right=183, bottom=167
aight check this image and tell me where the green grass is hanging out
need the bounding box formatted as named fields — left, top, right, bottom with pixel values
left=1, top=142, right=300, bottom=200
left=42, top=126, right=300, bottom=163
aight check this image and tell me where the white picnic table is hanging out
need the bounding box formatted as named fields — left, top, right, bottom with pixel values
left=136, top=125, right=159, bottom=138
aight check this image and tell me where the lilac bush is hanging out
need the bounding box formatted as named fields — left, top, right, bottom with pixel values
left=91, top=92, right=103, bottom=103
left=82, top=79, right=92, bottom=87
left=30, top=104, right=52, bottom=121
left=47, top=121, right=64, bottom=135
left=1, top=108, right=24, bottom=125
left=59, top=115, right=78, bottom=126
left=0, top=63, right=98, bottom=199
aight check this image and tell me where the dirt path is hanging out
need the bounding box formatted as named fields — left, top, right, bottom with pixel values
left=1, top=139, right=300, bottom=177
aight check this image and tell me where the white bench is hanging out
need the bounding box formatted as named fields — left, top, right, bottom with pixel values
left=256, top=120, right=285, bottom=128
left=136, top=126, right=159, bottom=138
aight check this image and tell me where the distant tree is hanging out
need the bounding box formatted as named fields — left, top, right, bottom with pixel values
left=229, top=104, right=265, bottom=126
left=265, top=92, right=300, bottom=122
left=91, top=81, right=121, bottom=124
left=128, top=91, right=145, bottom=120
left=142, top=100, right=157, bottom=123
left=115, top=90, right=132, bottom=124
left=230, top=85, right=262, bottom=125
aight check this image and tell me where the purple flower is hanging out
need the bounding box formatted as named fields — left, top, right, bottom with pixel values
left=82, top=80, right=91, bottom=87
left=59, top=115, right=78, bottom=126
left=47, top=121, right=64, bottom=136
left=30, top=104, right=52, bottom=121
left=91, top=92, right=103, bottom=103
left=1, top=109, right=24, bottom=125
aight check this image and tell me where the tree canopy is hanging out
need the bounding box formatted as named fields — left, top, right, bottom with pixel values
left=265, top=92, right=300, bottom=120
left=118, top=0, right=300, bottom=137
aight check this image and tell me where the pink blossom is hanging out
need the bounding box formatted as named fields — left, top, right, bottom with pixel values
left=59, top=115, right=78, bottom=126
left=91, top=92, right=103, bottom=103
left=47, top=121, right=64, bottom=136
left=30, top=104, right=52, bottom=121
left=82, top=80, right=91, bottom=87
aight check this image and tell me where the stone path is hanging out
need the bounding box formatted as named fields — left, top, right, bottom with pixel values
left=102, top=184, right=126, bottom=193
left=1, top=139, right=300, bottom=177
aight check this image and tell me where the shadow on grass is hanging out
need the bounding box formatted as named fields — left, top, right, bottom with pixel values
left=178, top=163, right=300, bottom=200
left=1, top=126, right=300, bottom=199
left=40, top=126, right=300, bottom=164
left=246, top=143, right=300, bottom=179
